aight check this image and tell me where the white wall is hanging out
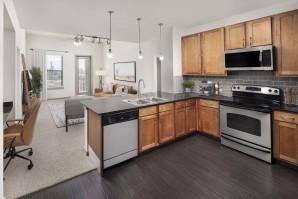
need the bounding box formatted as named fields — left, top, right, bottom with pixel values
left=26, top=33, right=103, bottom=99
left=172, top=0, right=298, bottom=77
left=103, top=40, right=156, bottom=93
left=0, top=0, right=4, bottom=197
left=3, top=30, right=15, bottom=117
left=1, top=0, right=26, bottom=197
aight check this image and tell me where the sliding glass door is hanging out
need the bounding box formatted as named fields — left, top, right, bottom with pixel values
left=75, top=56, right=91, bottom=95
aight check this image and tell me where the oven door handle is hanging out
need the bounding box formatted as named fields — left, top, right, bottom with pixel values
left=221, top=134, right=271, bottom=153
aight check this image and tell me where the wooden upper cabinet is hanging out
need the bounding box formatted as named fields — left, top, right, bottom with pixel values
left=225, top=23, right=246, bottom=50
left=181, top=34, right=202, bottom=75
left=246, top=17, right=272, bottom=47
left=274, top=10, right=298, bottom=76
left=202, top=28, right=226, bottom=76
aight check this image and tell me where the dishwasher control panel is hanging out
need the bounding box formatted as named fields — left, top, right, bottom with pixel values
left=103, top=109, right=138, bottom=126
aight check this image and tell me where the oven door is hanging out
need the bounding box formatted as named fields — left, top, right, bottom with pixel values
left=220, top=105, right=271, bottom=148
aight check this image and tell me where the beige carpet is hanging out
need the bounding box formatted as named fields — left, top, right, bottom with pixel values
left=4, top=99, right=96, bottom=199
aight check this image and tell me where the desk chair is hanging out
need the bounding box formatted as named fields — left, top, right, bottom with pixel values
left=3, top=99, right=41, bottom=172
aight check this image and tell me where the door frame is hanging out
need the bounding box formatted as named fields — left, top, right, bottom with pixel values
left=75, top=55, right=93, bottom=96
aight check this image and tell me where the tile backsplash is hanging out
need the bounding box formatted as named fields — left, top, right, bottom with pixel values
left=174, top=71, right=298, bottom=104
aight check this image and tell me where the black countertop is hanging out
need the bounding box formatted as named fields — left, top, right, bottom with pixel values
left=81, top=92, right=298, bottom=115
left=81, top=92, right=229, bottom=115
left=272, top=104, right=298, bottom=114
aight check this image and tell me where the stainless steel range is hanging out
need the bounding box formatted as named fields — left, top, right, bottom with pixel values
left=220, top=85, right=281, bottom=163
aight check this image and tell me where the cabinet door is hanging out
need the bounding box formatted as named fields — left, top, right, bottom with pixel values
left=159, top=110, right=175, bottom=144
left=175, top=108, right=186, bottom=137
left=181, top=34, right=202, bottom=75
left=225, top=23, right=246, bottom=50
left=202, top=28, right=226, bottom=76
left=274, top=10, right=298, bottom=76
left=200, top=106, right=219, bottom=137
left=246, top=17, right=272, bottom=47
left=186, top=106, right=196, bottom=133
left=139, top=114, right=158, bottom=152
left=274, top=121, right=298, bottom=165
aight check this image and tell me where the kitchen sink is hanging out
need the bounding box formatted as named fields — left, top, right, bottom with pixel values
left=143, top=97, right=168, bottom=103
left=122, top=97, right=168, bottom=106
left=122, top=98, right=153, bottom=106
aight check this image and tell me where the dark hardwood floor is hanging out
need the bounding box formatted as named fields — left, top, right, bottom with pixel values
left=21, top=134, right=298, bottom=199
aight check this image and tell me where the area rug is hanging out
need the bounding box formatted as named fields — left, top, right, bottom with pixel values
left=4, top=100, right=96, bottom=199
left=48, top=103, right=84, bottom=128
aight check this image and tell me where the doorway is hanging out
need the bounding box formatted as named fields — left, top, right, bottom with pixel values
left=75, top=56, right=92, bottom=95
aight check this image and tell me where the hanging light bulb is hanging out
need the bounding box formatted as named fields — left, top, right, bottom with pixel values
left=107, top=11, right=114, bottom=58
left=107, top=48, right=113, bottom=58
left=158, top=23, right=164, bottom=61
left=137, top=18, right=143, bottom=60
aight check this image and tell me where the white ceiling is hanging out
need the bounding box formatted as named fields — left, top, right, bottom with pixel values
left=13, top=0, right=286, bottom=42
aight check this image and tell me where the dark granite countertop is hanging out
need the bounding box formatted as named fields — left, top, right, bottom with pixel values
left=81, top=91, right=298, bottom=115
left=272, top=104, right=298, bottom=114
left=81, top=92, right=229, bottom=115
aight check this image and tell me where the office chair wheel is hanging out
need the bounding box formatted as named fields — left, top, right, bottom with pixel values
left=27, top=163, right=33, bottom=170
left=28, top=150, right=33, bottom=156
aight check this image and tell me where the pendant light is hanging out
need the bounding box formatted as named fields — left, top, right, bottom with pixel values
left=107, top=11, right=114, bottom=58
left=158, top=23, right=164, bottom=61
left=137, top=18, right=143, bottom=59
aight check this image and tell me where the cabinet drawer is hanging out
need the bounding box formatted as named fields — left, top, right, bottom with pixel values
left=186, top=99, right=196, bottom=107
left=274, top=111, right=298, bottom=124
left=200, top=99, right=219, bottom=109
left=159, top=103, right=174, bottom=112
left=175, top=101, right=186, bottom=109
left=139, top=106, right=157, bottom=117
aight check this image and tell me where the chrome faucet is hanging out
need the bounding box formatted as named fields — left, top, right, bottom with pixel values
left=138, top=79, right=146, bottom=98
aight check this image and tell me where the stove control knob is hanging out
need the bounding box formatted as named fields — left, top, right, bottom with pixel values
left=268, top=89, right=272, bottom=92
left=237, top=86, right=240, bottom=89
left=274, top=90, right=278, bottom=93
left=233, top=86, right=236, bottom=89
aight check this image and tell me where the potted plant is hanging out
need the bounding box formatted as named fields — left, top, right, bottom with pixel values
left=29, top=66, right=43, bottom=98
left=182, top=80, right=195, bottom=93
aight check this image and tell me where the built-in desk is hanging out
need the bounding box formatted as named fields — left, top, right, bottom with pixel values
left=3, top=101, right=13, bottom=125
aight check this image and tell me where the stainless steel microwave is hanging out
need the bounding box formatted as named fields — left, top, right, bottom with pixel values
left=224, top=45, right=273, bottom=71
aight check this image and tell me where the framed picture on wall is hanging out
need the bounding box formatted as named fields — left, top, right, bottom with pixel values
left=114, top=61, right=136, bottom=82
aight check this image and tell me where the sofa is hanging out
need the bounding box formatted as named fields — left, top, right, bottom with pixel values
left=94, top=83, right=134, bottom=97
left=65, top=96, right=93, bottom=132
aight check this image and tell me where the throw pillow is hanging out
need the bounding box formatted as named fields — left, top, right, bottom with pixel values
left=103, top=83, right=113, bottom=93
left=115, top=86, right=124, bottom=94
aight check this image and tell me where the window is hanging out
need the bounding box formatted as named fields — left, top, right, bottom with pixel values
left=47, top=55, right=63, bottom=89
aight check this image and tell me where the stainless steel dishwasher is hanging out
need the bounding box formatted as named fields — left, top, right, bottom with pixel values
left=102, top=109, right=138, bottom=169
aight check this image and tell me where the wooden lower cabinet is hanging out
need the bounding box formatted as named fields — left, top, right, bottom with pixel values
left=273, top=111, right=298, bottom=165
left=175, top=108, right=187, bottom=137
left=197, top=100, right=220, bottom=138
left=159, top=110, right=175, bottom=144
left=186, top=106, right=196, bottom=132
left=139, top=107, right=158, bottom=152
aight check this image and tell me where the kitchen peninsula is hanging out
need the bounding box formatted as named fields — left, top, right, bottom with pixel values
left=81, top=92, right=226, bottom=175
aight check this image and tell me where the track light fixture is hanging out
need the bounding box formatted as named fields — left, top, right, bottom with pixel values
left=137, top=18, right=143, bottom=59
left=159, top=23, right=164, bottom=61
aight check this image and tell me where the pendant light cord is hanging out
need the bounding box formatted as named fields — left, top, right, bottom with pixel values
left=108, top=11, right=114, bottom=49
left=138, top=18, right=141, bottom=52
left=159, top=23, right=163, bottom=54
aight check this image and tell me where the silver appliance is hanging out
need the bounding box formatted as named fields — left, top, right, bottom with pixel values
left=220, top=85, right=281, bottom=163
left=224, top=45, right=273, bottom=71
left=103, top=109, right=138, bottom=169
